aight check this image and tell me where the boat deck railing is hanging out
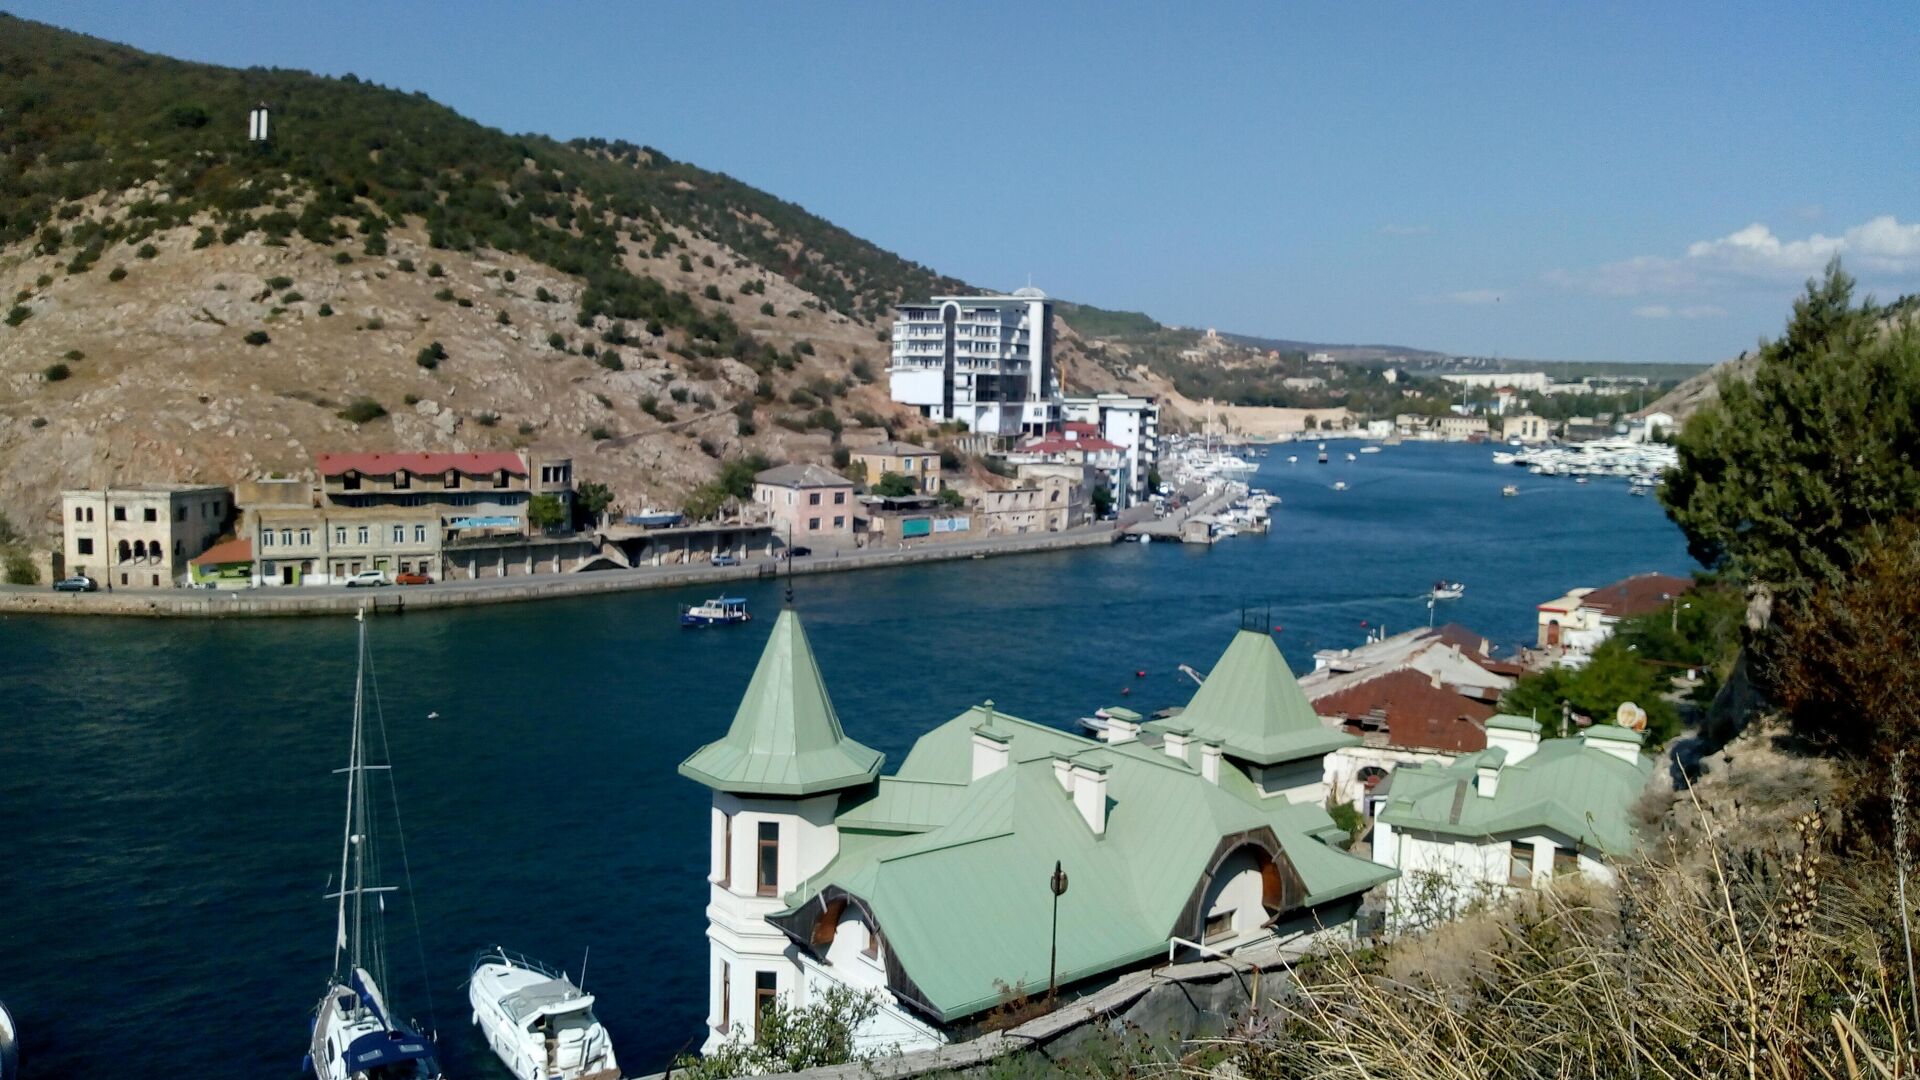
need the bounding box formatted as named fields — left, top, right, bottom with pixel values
left=470, top=945, right=566, bottom=982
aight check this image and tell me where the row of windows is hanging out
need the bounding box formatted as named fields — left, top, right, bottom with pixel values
left=71, top=501, right=222, bottom=524
left=337, top=470, right=513, bottom=492
left=262, top=524, right=430, bottom=548
left=73, top=537, right=186, bottom=561
left=805, top=491, right=847, bottom=506
left=1508, top=842, right=1581, bottom=886
left=806, top=517, right=846, bottom=530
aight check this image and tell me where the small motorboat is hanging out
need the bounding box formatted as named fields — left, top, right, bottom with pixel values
left=1317, top=451, right=1330, bottom=464
left=470, top=948, right=619, bottom=1080
left=1, top=998, right=18, bottom=1080
left=1502, top=484, right=1520, bottom=497
left=1332, top=480, right=1348, bottom=492
left=1360, top=446, right=1382, bottom=454
left=680, top=596, right=750, bottom=627
left=1287, top=455, right=1298, bottom=464
left=1430, top=581, right=1465, bottom=601
left=1574, top=476, right=1590, bottom=485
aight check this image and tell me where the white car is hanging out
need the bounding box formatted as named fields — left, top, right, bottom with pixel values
left=343, top=570, right=389, bottom=588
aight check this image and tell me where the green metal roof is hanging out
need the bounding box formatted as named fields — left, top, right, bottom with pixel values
left=1144, top=630, right=1358, bottom=766
left=1485, top=713, right=1542, bottom=733
left=1376, top=727, right=1652, bottom=856
left=678, top=611, right=884, bottom=796
left=785, top=705, right=1392, bottom=1021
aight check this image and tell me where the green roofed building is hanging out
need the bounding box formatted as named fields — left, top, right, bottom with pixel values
left=1370, top=714, right=1654, bottom=930
left=681, top=616, right=1393, bottom=1055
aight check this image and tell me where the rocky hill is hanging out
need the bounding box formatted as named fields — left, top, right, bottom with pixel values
left=1, top=15, right=1167, bottom=540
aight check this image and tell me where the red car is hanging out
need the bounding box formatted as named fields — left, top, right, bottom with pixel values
left=394, top=572, right=433, bottom=586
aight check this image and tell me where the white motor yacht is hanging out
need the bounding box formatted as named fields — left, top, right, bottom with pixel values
left=0, top=998, right=17, bottom=1080
left=469, top=948, right=619, bottom=1080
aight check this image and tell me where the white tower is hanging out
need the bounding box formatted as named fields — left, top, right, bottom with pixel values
left=678, top=610, right=883, bottom=1053
left=248, top=102, right=271, bottom=143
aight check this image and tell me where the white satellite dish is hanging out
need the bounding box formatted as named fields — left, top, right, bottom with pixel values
left=1615, top=701, right=1647, bottom=732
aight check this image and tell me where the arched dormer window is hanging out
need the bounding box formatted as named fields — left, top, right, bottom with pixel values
left=811, top=898, right=848, bottom=947
left=341, top=471, right=361, bottom=491
left=394, top=470, right=410, bottom=490
left=445, top=470, right=461, bottom=490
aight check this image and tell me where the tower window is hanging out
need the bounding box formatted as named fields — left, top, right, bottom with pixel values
left=756, top=821, right=779, bottom=897
left=754, top=971, right=777, bottom=1037
left=720, top=814, right=733, bottom=887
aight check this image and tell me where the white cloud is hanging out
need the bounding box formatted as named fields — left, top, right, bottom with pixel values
left=1556, top=215, right=1920, bottom=296
left=1380, top=223, right=1432, bottom=236
left=1633, top=304, right=1724, bottom=319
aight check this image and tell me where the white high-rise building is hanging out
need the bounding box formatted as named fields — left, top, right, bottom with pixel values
left=1062, top=393, right=1161, bottom=506
left=889, top=289, right=1058, bottom=436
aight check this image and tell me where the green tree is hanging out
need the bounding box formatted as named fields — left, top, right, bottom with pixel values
left=937, top=487, right=965, bottom=509
left=1661, top=260, right=1919, bottom=592
left=1091, top=485, right=1114, bottom=518
left=528, top=493, right=566, bottom=531
left=1499, top=637, right=1681, bottom=744
left=574, top=481, right=614, bottom=527
left=674, top=986, right=878, bottom=1080
left=873, top=471, right=915, bottom=498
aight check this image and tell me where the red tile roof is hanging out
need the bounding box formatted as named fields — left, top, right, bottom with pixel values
left=1064, top=421, right=1101, bottom=435
left=1313, top=667, right=1495, bottom=754
left=1581, top=572, right=1693, bottom=618
left=316, top=452, right=526, bottom=478
left=189, top=537, right=252, bottom=566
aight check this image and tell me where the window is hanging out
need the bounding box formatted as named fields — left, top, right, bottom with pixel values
left=357, top=526, right=369, bottom=545
left=392, top=526, right=405, bottom=544
left=1204, top=910, right=1234, bottom=944
left=299, top=529, right=311, bottom=546
left=833, top=516, right=844, bottom=528
left=721, top=815, right=733, bottom=887
left=175, top=506, right=187, bottom=522
left=414, top=525, right=426, bottom=543
left=114, top=506, right=127, bottom=522
left=144, top=507, right=157, bottom=522
left=77, top=538, right=93, bottom=556
left=342, top=472, right=361, bottom=491
left=446, top=471, right=461, bottom=490
left=85, top=507, right=94, bottom=522
left=756, top=821, right=779, bottom=896
left=335, top=527, right=348, bottom=545
left=1508, top=842, right=1535, bottom=886
left=903, top=459, right=915, bottom=472
left=1553, top=849, right=1580, bottom=878
left=719, top=962, right=731, bottom=1032
left=809, top=492, right=821, bottom=505
left=394, top=471, right=410, bottom=490
left=807, top=517, right=820, bottom=531
left=754, top=971, right=777, bottom=1037
left=262, top=531, right=275, bottom=548
left=74, top=507, right=83, bottom=522
left=281, top=530, right=293, bottom=547
left=834, top=491, right=846, bottom=504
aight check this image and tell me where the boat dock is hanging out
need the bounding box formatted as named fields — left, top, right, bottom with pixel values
left=1125, top=485, right=1242, bottom=544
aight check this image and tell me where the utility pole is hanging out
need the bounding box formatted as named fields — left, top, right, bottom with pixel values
left=1048, top=860, right=1069, bottom=998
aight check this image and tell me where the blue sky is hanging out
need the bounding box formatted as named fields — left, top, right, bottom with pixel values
left=15, top=2, right=1919, bottom=363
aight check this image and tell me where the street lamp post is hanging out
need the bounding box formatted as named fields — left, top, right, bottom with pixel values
left=1048, top=860, right=1069, bottom=998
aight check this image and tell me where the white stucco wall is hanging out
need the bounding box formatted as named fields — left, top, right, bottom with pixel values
left=1373, top=822, right=1614, bottom=932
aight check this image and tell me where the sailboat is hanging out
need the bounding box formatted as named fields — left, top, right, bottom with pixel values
left=307, top=609, right=442, bottom=1080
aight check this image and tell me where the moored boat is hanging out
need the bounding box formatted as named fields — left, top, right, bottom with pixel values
left=308, top=610, right=442, bottom=1080
left=1502, top=484, right=1520, bottom=497
left=1430, top=580, right=1465, bottom=601
left=469, top=947, right=619, bottom=1080
left=0, top=998, right=18, bottom=1080
left=681, top=597, right=750, bottom=627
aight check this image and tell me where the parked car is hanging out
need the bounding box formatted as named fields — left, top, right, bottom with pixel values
left=788, top=546, right=813, bottom=558
left=52, top=575, right=97, bottom=593
left=711, top=554, right=739, bottom=567
left=394, top=572, right=433, bottom=586
left=343, top=570, right=389, bottom=588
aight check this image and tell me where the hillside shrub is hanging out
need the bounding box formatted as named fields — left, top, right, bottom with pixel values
left=136, top=242, right=158, bottom=259
left=107, top=266, right=127, bottom=282
left=43, top=363, right=70, bottom=382
left=338, top=398, right=388, bottom=424
left=5, top=305, right=29, bottom=326
left=597, top=352, right=624, bottom=372
left=266, top=275, right=293, bottom=290
left=243, top=330, right=270, bottom=346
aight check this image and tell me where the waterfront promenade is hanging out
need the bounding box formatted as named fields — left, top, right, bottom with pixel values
left=0, top=525, right=1117, bottom=618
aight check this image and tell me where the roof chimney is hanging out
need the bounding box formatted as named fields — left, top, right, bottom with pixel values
left=1484, top=714, right=1541, bottom=764
left=970, top=700, right=1011, bottom=780
left=1100, top=706, right=1142, bottom=744
left=1052, top=756, right=1075, bottom=794
left=1579, top=724, right=1646, bottom=765
left=1161, top=725, right=1192, bottom=764
left=1070, top=761, right=1110, bottom=836
left=1429, top=668, right=1443, bottom=690
left=1476, top=747, right=1507, bottom=798
left=1199, top=742, right=1222, bottom=784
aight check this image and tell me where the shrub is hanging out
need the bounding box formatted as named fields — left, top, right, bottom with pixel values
left=597, top=352, right=624, bottom=372
left=736, top=416, right=756, bottom=436
left=415, top=341, right=447, bottom=369
left=518, top=421, right=536, bottom=436
left=427, top=262, right=445, bottom=277
left=362, top=233, right=386, bottom=257
left=107, top=266, right=127, bottom=282
left=333, top=251, right=352, bottom=265
left=243, top=330, right=270, bottom=346
left=535, top=286, right=552, bottom=303
left=496, top=309, right=511, bottom=325
left=266, top=276, right=293, bottom=290
left=547, top=332, right=566, bottom=350
left=338, top=398, right=388, bottom=424
left=281, top=291, right=304, bottom=303
left=796, top=339, right=815, bottom=356
left=136, top=242, right=158, bottom=259
left=503, top=270, right=516, bottom=283
left=702, top=284, right=722, bottom=302
left=43, top=363, right=70, bottom=382
left=670, top=387, right=690, bottom=404
left=63, top=350, right=84, bottom=361
left=403, top=393, right=420, bottom=405
left=475, top=411, right=499, bottom=427
left=456, top=297, right=473, bottom=308
left=5, top=551, right=39, bottom=586
left=193, top=227, right=215, bottom=249
left=5, top=305, right=30, bottom=326
left=396, top=258, right=416, bottom=273
left=759, top=301, right=776, bottom=317
left=588, top=425, right=614, bottom=441
left=677, top=254, right=693, bottom=273
left=433, top=288, right=454, bottom=302
left=850, top=358, right=875, bottom=384
left=317, top=303, right=334, bottom=317
left=787, top=388, right=818, bottom=407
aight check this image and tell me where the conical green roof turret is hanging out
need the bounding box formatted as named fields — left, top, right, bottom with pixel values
left=679, top=610, right=884, bottom=796
left=1146, top=629, right=1356, bottom=766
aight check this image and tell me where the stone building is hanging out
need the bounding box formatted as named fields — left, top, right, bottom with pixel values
left=60, top=484, right=232, bottom=589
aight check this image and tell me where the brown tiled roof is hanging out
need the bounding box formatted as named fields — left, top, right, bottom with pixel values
left=1581, top=572, right=1694, bottom=618
left=1314, top=667, right=1494, bottom=754
left=316, top=452, right=526, bottom=478
left=189, top=537, right=252, bottom=566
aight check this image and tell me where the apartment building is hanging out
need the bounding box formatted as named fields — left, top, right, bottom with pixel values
left=60, top=485, right=232, bottom=588
left=753, top=464, right=855, bottom=548
left=889, top=289, right=1058, bottom=437
left=1061, top=393, right=1160, bottom=505
left=849, top=441, right=941, bottom=494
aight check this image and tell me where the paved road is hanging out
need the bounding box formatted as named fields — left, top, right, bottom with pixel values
left=1, top=525, right=1118, bottom=618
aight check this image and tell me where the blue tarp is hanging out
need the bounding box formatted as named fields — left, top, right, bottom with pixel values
left=344, top=1028, right=436, bottom=1070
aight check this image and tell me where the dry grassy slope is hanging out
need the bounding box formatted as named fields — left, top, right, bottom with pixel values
left=0, top=202, right=924, bottom=540
left=1639, top=352, right=1756, bottom=422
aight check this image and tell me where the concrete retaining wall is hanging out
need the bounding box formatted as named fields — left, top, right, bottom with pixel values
left=0, top=529, right=1116, bottom=619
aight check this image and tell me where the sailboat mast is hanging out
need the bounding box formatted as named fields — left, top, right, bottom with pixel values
left=350, top=613, right=369, bottom=980
left=333, top=610, right=368, bottom=981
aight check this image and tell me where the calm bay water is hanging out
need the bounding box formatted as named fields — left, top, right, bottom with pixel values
left=0, top=443, right=1692, bottom=1077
